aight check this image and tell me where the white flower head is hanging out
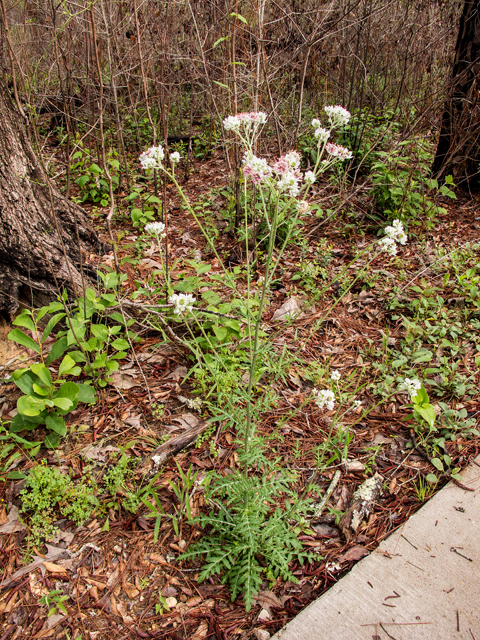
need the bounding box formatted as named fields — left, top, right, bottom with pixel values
left=140, top=145, right=165, bottom=170
left=330, top=370, right=341, bottom=382
left=169, top=293, right=196, bottom=316
left=145, top=221, right=166, bottom=238
left=379, top=236, right=398, bottom=256
left=314, top=127, right=330, bottom=143
left=324, top=105, right=351, bottom=127
left=402, top=377, right=422, bottom=400
left=170, top=151, right=181, bottom=163
left=243, top=155, right=272, bottom=185
left=312, top=118, right=321, bottom=129
left=276, top=172, right=301, bottom=197
left=284, top=151, right=302, bottom=170
left=385, top=219, right=407, bottom=245
left=304, top=171, right=316, bottom=185
left=297, top=200, right=310, bottom=214
left=353, top=399, right=362, bottom=408
left=313, top=388, right=335, bottom=411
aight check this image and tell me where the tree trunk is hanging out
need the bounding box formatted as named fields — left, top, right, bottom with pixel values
left=432, top=1, right=480, bottom=188
left=0, top=74, right=102, bottom=318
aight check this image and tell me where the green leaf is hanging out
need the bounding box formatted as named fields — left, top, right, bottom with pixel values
left=42, top=313, right=66, bottom=343
left=7, top=471, right=26, bottom=480
left=58, top=354, right=77, bottom=377
left=45, top=413, right=67, bottom=436
left=30, top=364, right=52, bottom=388
left=10, top=412, right=44, bottom=432
left=431, top=458, right=444, bottom=471
left=230, top=11, right=247, bottom=23
left=111, top=338, right=129, bottom=350
left=414, top=404, right=436, bottom=429
left=12, top=370, right=36, bottom=395
left=213, top=36, right=229, bottom=48
left=213, top=80, right=230, bottom=91
left=18, top=395, right=46, bottom=416
left=53, top=397, right=73, bottom=411
left=12, top=311, right=36, bottom=332
left=44, top=431, right=61, bottom=449
left=76, top=384, right=96, bottom=404
left=7, top=329, right=41, bottom=354
left=45, top=337, right=68, bottom=365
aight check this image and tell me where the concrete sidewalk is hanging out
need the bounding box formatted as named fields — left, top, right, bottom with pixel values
left=273, top=456, right=480, bottom=640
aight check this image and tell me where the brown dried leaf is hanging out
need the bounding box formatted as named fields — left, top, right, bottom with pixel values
left=339, top=545, right=369, bottom=563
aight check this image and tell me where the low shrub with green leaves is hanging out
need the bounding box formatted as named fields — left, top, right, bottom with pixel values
left=20, top=464, right=98, bottom=545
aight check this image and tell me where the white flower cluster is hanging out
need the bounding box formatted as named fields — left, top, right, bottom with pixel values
left=139, top=145, right=164, bottom=170
left=311, top=119, right=330, bottom=143
left=330, top=370, right=341, bottom=382
left=169, top=293, right=196, bottom=316
left=379, top=219, right=407, bottom=256
left=272, top=151, right=303, bottom=197
left=324, top=105, right=351, bottom=127
left=313, top=388, right=335, bottom=411
left=145, top=221, right=166, bottom=238
left=223, top=111, right=267, bottom=133
left=243, top=154, right=272, bottom=185
left=403, top=377, right=421, bottom=400
left=326, top=142, right=353, bottom=160
left=297, top=200, right=310, bottom=214
left=304, top=171, right=315, bottom=185
left=170, top=151, right=181, bottom=164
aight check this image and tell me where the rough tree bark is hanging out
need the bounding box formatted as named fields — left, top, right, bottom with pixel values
left=0, top=74, right=102, bottom=318
left=432, top=0, right=480, bottom=188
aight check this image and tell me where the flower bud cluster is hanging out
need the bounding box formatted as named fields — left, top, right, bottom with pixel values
left=379, top=219, right=407, bottom=256
left=169, top=293, right=196, bottom=316
left=273, top=151, right=303, bottom=197
left=313, top=388, right=335, bottom=411
left=170, top=151, right=181, bottom=164
left=145, top=221, right=166, bottom=239
left=223, top=111, right=267, bottom=132
left=324, top=105, right=351, bottom=127
left=402, top=377, right=421, bottom=400
left=326, top=143, right=353, bottom=160
left=243, top=155, right=272, bottom=185
left=139, top=146, right=165, bottom=170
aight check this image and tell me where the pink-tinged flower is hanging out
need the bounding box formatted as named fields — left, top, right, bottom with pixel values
left=326, top=143, right=353, bottom=160
left=273, top=151, right=301, bottom=176
left=243, top=155, right=272, bottom=184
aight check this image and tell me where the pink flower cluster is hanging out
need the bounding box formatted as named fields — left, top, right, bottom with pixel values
left=326, top=143, right=353, bottom=161
left=223, top=112, right=267, bottom=131
left=272, top=151, right=302, bottom=197
left=243, top=155, right=272, bottom=185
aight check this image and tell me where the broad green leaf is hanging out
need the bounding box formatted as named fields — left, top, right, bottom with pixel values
left=44, top=431, right=61, bottom=449
left=7, top=329, right=40, bottom=354
left=45, top=337, right=69, bottom=366
left=10, top=412, right=45, bottom=432
left=12, top=311, right=36, bottom=332
left=53, top=397, right=73, bottom=411
left=33, top=383, right=50, bottom=396
left=12, top=370, right=36, bottom=395
left=76, top=384, right=96, bottom=404
left=213, top=36, right=229, bottom=48
left=59, top=354, right=77, bottom=377
left=18, top=395, right=46, bottom=416
left=56, top=381, right=80, bottom=400
left=42, top=312, right=66, bottom=343
left=30, top=363, right=52, bottom=387
left=415, top=404, right=436, bottom=429
left=111, top=338, right=129, bottom=350
left=431, top=457, right=444, bottom=471
left=45, top=413, right=67, bottom=436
